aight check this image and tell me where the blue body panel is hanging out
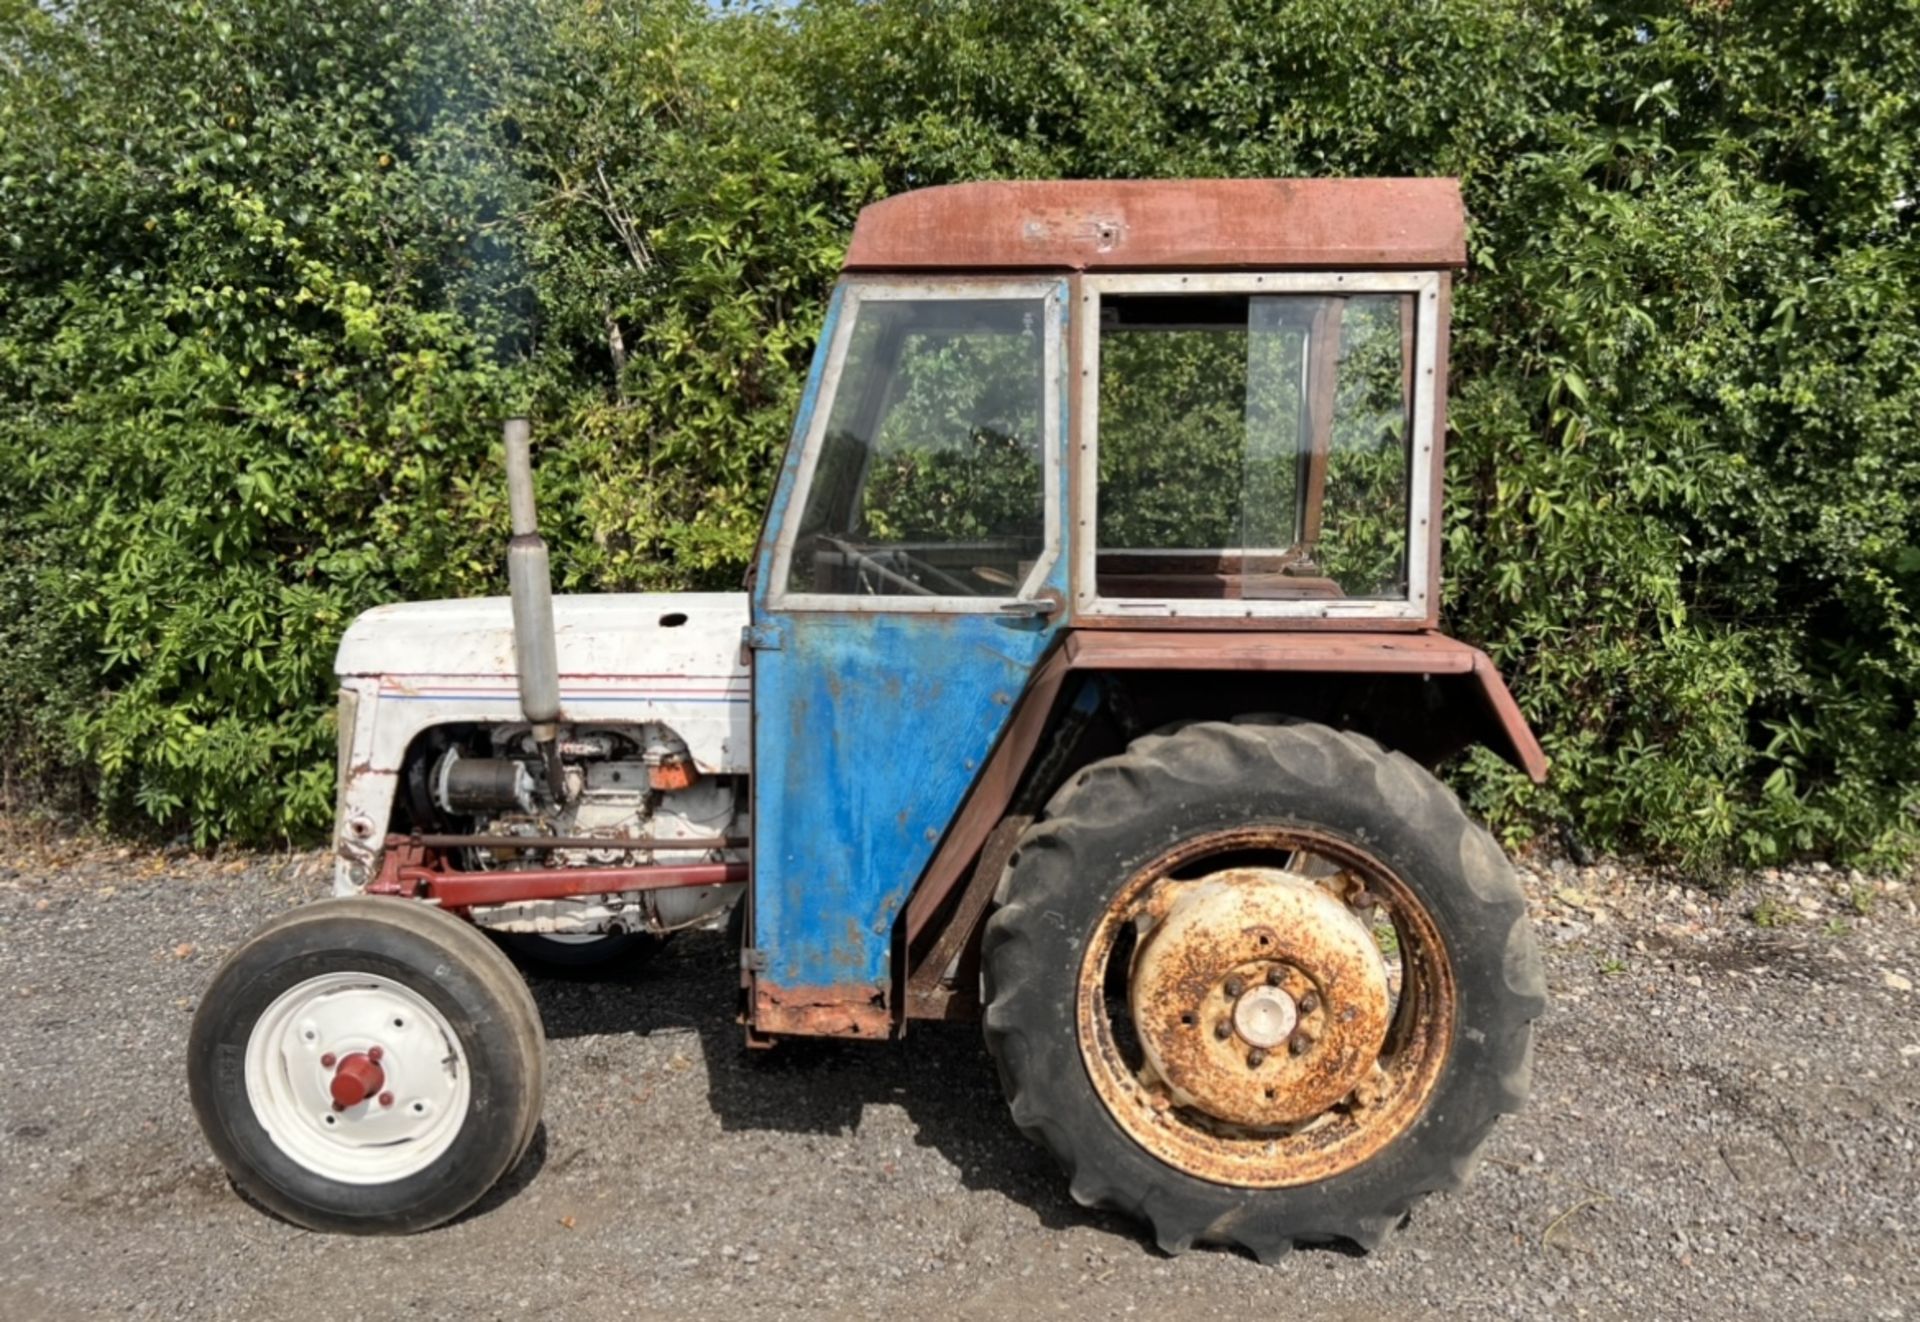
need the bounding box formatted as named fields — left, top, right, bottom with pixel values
left=747, top=610, right=1060, bottom=989
left=748, top=279, right=1069, bottom=999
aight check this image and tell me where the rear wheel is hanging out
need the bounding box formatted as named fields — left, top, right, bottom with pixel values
left=981, top=720, right=1543, bottom=1260
left=188, top=897, right=545, bottom=1234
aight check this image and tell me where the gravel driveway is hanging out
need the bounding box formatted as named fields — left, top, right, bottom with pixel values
left=1, top=835, right=1914, bottom=1320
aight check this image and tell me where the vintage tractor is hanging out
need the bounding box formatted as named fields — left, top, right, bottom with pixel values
left=186, top=179, right=1547, bottom=1260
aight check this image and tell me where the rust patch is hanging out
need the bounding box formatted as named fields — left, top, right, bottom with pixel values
left=1467, top=650, right=1550, bottom=784
left=1062, top=630, right=1546, bottom=781
left=905, top=813, right=1032, bottom=1020
left=1129, top=870, right=1390, bottom=1128
left=647, top=757, right=696, bottom=792
left=844, top=179, right=1467, bottom=273
left=753, top=984, right=892, bottom=1040
left=1062, top=628, right=1480, bottom=673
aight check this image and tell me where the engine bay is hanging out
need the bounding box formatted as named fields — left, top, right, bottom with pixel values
left=409, top=722, right=747, bottom=938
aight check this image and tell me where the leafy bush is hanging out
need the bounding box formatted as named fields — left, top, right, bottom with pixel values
left=0, top=0, right=860, bottom=840
left=2, top=0, right=1915, bottom=865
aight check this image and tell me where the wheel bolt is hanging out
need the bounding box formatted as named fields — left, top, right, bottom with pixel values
left=1266, top=966, right=1285, bottom=987
left=378, top=1092, right=394, bottom=1108
left=367, top=1045, right=384, bottom=1063
left=1289, top=1031, right=1312, bottom=1057
left=1223, top=975, right=1246, bottom=997
left=1299, top=992, right=1320, bottom=1015
left=319, top=1053, right=336, bottom=1068
left=1246, top=1047, right=1269, bottom=1068
left=1213, top=1020, right=1233, bottom=1041
left=1350, top=890, right=1377, bottom=911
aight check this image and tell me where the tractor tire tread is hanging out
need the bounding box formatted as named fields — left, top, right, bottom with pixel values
left=981, top=719, right=1542, bottom=1261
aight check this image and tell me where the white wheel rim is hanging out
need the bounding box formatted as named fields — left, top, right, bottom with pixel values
left=243, top=972, right=472, bottom=1184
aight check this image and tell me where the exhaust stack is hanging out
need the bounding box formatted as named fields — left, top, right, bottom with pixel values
left=502, top=418, right=567, bottom=802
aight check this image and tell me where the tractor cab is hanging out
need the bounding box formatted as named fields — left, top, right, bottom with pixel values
left=742, top=179, right=1539, bottom=1035
left=777, top=191, right=1440, bottom=620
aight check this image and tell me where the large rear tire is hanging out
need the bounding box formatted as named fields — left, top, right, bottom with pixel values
left=188, top=897, right=545, bottom=1234
left=981, top=720, right=1543, bottom=1261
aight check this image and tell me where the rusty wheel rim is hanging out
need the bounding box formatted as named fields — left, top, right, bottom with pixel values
left=1075, top=826, right=1456, bottom=1189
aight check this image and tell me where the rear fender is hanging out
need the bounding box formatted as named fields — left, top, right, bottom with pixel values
left=900, top=630, right=1544, bottom=1017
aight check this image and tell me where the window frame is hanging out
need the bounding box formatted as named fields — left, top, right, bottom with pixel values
left=1073, top=270, right=1443, bottom=622
left=766, top=277, right=1066, bottom=614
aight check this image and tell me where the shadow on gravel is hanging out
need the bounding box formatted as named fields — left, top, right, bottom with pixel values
left=454, top=1123, right=549, bottom=1226
left=215, top=1125, right=550, bottom=1232
left=522, top=928, right=1144, bottom=1246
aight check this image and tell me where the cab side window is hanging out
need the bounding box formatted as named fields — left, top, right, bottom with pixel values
left=787, top=296, right=1048, bottom=599
left=1097, top=292, right=1414, bottom=603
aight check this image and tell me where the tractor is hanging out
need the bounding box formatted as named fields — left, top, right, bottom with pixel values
left=186, top=178, right=1547, bottom=1260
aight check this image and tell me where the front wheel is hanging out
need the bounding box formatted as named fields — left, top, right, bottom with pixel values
left=187, top=897, right=545, bottom=1234
left=981, top=721, right=1544, bottom=1261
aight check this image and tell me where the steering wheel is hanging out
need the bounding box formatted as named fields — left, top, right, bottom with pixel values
left=820, top=536, right=937, bottom=596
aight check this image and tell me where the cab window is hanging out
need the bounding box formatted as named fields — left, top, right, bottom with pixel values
left=1096, top=292, right=1414, bottom=603
left=786, top=294, right=1049, bottom=599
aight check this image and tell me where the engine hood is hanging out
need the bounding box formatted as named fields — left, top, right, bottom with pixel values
left=335, top=592, right=750, bottom=680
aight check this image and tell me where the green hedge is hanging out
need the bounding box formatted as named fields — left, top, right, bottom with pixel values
left=2, top=0, right=1915, bottom=865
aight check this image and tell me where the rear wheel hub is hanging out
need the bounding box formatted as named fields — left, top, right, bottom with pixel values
left=1131, top=869, right=1391, bottom=1127
left=1075, top=824, right=1458, bottom=1189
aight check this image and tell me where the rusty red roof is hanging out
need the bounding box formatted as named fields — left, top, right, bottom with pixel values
left=843, top=178, right=1466, bottom=273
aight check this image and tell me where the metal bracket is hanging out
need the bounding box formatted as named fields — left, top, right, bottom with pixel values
left=741, top=623, right=784, bottom=652
left=740, top=946, right=767, bottom=972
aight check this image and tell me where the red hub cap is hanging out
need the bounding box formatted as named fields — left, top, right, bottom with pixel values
left=328, top=1051, right=387, bottom=1111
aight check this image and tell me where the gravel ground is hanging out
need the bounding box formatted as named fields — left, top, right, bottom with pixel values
left=1, top=834, right=1915, bottom=1320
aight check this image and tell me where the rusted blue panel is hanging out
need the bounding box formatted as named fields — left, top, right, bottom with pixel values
left=748, top=278, right=1069, bottom=996
left=748, top=611, right=1059, bottom=990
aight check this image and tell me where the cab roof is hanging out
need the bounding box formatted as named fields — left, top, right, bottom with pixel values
left=842, top=178, right=1466, bottom=274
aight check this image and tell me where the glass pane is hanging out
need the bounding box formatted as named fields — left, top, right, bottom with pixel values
left=1096, top=292, right=1412, bottom=602
left=788, top=295, right=1047, bottom=597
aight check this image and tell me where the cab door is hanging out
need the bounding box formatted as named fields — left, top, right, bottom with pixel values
left=745, top=278, right=1069, bottom=1035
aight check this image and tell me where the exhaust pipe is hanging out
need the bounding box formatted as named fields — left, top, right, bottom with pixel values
left=502, top=417, right=567, bottom=803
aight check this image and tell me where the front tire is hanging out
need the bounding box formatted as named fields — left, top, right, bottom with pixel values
left=981, top=721, right=1543, bottom=1261
left=188, top=897, right=545, bottom=1234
